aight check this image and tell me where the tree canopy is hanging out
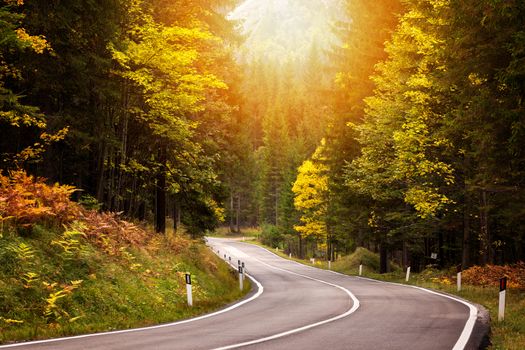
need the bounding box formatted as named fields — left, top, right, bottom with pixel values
left=1, top=0, right=524, bottom=267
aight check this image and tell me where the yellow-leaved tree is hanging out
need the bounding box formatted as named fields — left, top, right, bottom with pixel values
left=292, top=140, right=329, bottom=253
left=0, top=0, right=67, bottom=168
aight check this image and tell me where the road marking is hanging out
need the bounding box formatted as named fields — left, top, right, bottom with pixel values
left=212, top=250, right=360, bottom=350
left=241, top=242, right=478, bottom=350
left=0, top=252, right=264, bottom=349
left=353, top=276, right=478, bottom=350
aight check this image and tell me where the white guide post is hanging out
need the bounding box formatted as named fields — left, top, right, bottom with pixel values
left=498, top=277, right=507, bottom=321
left=328, top=260, right=331, bottom=270
left=185, top=273, right=193, bottom=307
left=405, top=266, right=411, bottom=282
left=241, top=262, right=245, bottom=281
left=289, top=253, right=292, bottom=258
left=359, top=264, right=363, bottom=276
left=238, top=265, right=244, bottom=291
left=456, top=265, right=462, bottom=292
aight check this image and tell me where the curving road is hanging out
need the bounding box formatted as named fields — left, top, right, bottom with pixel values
left=1, top=238, right=486, bottom=350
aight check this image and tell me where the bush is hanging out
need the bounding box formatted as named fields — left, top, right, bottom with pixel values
left=462, top=262, right=525, bottom=289
left=260, top=225, right=283, bottom=248
left=333, top=247, right=401, bottom=274
left=0, top=171, right=80, bottom=230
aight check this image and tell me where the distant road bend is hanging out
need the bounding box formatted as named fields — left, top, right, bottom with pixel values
left=1, top=238, right=486, bottom=350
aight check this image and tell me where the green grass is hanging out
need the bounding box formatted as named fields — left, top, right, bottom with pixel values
left=246, top=239, right=525, bottom=350
left=0, top=225, right=250, bottom=344
left=210, top=226, right=259, bottom=239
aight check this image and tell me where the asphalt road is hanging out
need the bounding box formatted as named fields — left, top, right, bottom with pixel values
left=1, top=238, right=484, bottom=350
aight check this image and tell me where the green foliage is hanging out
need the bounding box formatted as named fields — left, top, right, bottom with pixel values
left=78, top=194, right=102, bottom=211
left=338, top=0, right=525, bottom=268
left=259, top=224, right=283, bottom=248
left=0, top=0, right=67, bottom=168
left=0, top=208, right=247, bottom=343
left=6, top=241, right=35, bottom=263
left=51, top=222, right=87, bottom=261
left=332, top=247, right=402, bottom=274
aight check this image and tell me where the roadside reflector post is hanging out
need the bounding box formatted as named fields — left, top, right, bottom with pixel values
left=289, top=253, right=292, bottom=258
left=457, top=264, right=462, bottom=292
left=406, top=266, right=411, bottom=282
left=241, top=262, right=245, bottom=281
left=359, top=262, right=363, bottom=276
left=185, top=273, right=193, bottom=307
left=499, top=277, right=507, bottom=321
left=238, top=265, right=243, bottom=291
left=328, top=260, right=331, bottom=270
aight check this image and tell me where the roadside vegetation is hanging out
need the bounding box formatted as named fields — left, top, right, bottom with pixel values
left=240, top=232, right=524, bottom=350
left=0, top=172, right=249, bottom=345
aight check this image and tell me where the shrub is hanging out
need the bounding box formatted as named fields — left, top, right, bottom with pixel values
left=0, top=171, right=80, bottom=229
left=260, top=225, right=283, bottom=248
left=81, top=211, right=148, bottom=255
left=462, top=262, right=525, bottom=289
left=78, top=194, right=102, bottom=211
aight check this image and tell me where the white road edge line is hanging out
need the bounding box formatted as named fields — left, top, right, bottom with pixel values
left=355, top=276, right=478, bottom=350
left=211, top=247, right=360, bottom=350
left=0, top=247, right=264, bottom=349
left=240, top=241, right=478, bottom=350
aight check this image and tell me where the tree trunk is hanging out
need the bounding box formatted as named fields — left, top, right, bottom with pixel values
left=138, top=201, right=145, bottom=221
left=299, top=234, right=303, bottom=259
left=173, top=197, right=181, bottom=233
left=235, top=193, right=241, bottom=233
left=96, top=140, right=107, bottom=204
left=379, top=238, right=388, bottom=274
left=229, top=190, right=235, bottom=233
left=479, top=189, right=492, bottom=264
left=438, top=231, right=444, bottom=268
left=274, top=186, right=279, bottom=226
left=462, top=191, right=471, bottom=269
left=155, top=144, right=167, bottom=234
left=402, top=240, right=408, bottom=269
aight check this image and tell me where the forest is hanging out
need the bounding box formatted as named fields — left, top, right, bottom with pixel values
left=1, top=0, right=524, bottom=273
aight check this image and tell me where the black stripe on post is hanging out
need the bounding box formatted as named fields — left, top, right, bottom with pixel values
left=500, top=277, right=507, bottom=292
left=185, top=273, right=191, bottom=285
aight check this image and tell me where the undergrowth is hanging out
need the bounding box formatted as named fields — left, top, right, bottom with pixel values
left=0, top=171, right=249, bottom=344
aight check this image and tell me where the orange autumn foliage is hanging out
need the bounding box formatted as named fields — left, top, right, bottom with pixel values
left=82, top=211, right=148, bottom=254
left=462, top=262, right=525, bottom=289
left=0, top=171, right=148, bottom=252
left=0, top=171, right=81, bottom=227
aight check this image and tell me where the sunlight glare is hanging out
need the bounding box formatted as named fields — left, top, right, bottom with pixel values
left=229, top=0, right=345, bottom=63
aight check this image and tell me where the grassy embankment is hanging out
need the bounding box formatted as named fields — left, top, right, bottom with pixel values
left=230, top=229, right=524, bottom=350
left=0, top=172, right=250, bottom=344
